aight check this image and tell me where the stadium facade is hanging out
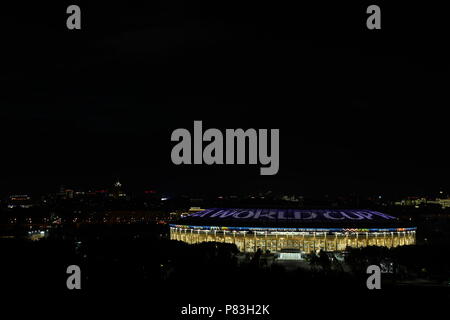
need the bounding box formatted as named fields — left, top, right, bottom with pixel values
left=170, top=208, right=416, bottom=253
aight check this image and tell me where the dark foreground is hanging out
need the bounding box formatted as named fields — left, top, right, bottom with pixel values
left=2, top=224, right=449, bottom=318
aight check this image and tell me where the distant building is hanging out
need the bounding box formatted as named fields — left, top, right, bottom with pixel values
left=112, top=180, right=126, bottom=198
left=394, top=197, right=427, bottom=207
left=395, top=196, right=450, bottom=209
left=189, top=207, right=205, bottom=212
left=65, top=189, right=74, bottom=199
left=7, top=195, right=33, bottom=209
left=428, top=198, right=450, bottom=209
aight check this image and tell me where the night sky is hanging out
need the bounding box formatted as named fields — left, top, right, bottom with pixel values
left=0, top=1, right=448, bottom=196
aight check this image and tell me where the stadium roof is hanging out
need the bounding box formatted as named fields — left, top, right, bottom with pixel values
left=177, top=208, right=408, bottom=228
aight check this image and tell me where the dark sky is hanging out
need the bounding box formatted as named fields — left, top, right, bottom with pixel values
left=0, top=1, right=449, bottom=196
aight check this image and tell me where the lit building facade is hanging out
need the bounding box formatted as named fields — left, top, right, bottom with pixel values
left=170, top=209, right=416, bottom=253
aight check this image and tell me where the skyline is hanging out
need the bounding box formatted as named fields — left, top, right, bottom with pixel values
left=1, top=180, right=448, bottom=202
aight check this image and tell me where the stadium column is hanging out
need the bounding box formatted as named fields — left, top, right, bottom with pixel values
left=214, top=230, right=217, bottom=242
left=254, top=232, right=257, bottom=252
left=313, top=232, right=316, bottom=252
left=265, top=231, right=268, bottom=252
left=356, top=233, right=359, bottom=248
left=276, top=234, right=278, bottom=252
left=190, top=229, right=193, bottom=244
left=302, top=233, right=305, bottom=252
left=383, top=232, right=386, bottom=246
left=366, top=232, right=369, bottom=246
left=324, top=233, right=327, bottom=251
left=243, top=232, right=246, bottom=252
left=197, top=230, right=200, bottom=243
left=335, top=233, right=338, bottom=251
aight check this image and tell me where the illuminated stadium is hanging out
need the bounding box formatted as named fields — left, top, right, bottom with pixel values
left=170, top=209, right=416, bottom=253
